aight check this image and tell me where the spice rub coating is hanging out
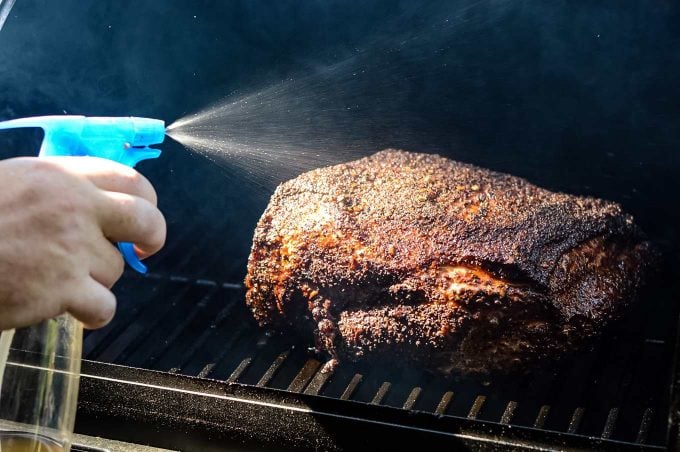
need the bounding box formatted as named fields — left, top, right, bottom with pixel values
left=245, top=150, right=652, bottom=373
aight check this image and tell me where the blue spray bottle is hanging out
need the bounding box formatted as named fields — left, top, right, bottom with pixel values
left=0, top=115, right=165, bottom=450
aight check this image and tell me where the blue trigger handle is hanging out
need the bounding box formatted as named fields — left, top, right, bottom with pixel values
left=118, top=242, right=148, bottom=274
left=0, top=115, right=166, bottom=274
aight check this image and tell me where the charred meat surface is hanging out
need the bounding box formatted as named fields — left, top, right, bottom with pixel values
left=245, top=150, right=652, bottom=373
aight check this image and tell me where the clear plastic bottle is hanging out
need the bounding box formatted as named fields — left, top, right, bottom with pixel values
left=0, top=315, right=82, bottom=451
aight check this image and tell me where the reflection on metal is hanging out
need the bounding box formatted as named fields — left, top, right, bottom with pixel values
left=0, top=0, right=16, bottom=33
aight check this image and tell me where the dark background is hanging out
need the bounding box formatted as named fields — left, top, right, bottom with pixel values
left=0, top=0, right=678, bottom=284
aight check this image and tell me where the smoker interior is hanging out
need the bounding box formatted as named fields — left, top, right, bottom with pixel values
left=0, top=1, right=677, bottom=450
left=74, top=209, right=680, bottom=450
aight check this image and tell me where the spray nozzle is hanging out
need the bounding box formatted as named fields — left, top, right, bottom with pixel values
left=0, top=115, right=165, bottom=273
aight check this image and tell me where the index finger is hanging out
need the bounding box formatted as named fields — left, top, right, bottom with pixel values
left=42, top=156, right=158, bottom=205
left=97, top=191, right=167, bottom=258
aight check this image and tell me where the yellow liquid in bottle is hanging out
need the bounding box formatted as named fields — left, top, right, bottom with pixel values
left=0, top=432, right=64, bottom=452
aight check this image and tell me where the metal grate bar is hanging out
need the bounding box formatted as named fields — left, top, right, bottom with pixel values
left=95, top=270, right=678, bottom=448
left=194, top=240, right=248, bottom=282
left=198, top=330, right=268, bottom=380
left=84, top=279, right=159, bottom=356
left=467, top=395, right=486, bottom=419
left=227, top=357, right=252, bottom=383
left=340, top=374, right=363, bottom=400
left=167, top=223, right=226, bottom=274
left=197, top=363, right=215, bottom=379
left=601, top=407, right=619, bottom=439
left=402, top=387, right=422, bottom=410
left=96, top=324, right=146, bottom=363
left=550, top=342, right=602, bottom=434
left=435, top=391, right=454, bottom=415
left=169, top=296, right=240, bottom=373
left=257, top=351, right=290, bottom=387
left=636, top=408, right=653, bottom=444
left=500, top=401, right=518, bottom=425
left=567, top=407, right=586, bottom=434
left=198, top=328, right=268, bottom=381
left=98, top=283, right=202, bottom=363
left=145, top=287, right=219, bottom=368
left=287, top=359, right=322, bottom=392
left=122, top=287, right=213, bottom=367
left=303, top=366, right=335, bottom=396
left=533, top=405, right=550, bottom=429
left=371, top=382, right=391, bottom=405
left=85, top=279, right=177, bottom=356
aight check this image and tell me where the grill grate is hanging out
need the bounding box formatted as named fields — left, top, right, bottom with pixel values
left=81, top=270, right=678, bottom=449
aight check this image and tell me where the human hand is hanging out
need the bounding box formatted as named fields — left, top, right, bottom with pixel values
left=0, top=156, right=166, bottom=330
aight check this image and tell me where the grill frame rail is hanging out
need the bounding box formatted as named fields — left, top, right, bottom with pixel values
left=74, top=360, right=666, bottom=452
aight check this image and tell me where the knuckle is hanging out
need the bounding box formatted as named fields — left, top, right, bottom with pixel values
left=55, top=198, right=88, bottom=224
left=147, top=183, right=158, bottom=206
left=126, top=168, right=144, bottom=189
left=43, top=217, right=86, bottom=257
left=127, top=170, right=157, bottom=204
left=113, top=193, right=138, bottom=223
left=26, top=157, right=57, bottom=175
left=153, top=207, right=167, bottom=237
left=56, top=213, right=90, bottom=247
left=77, top=291, right=117, bottom=329
left=146, top=208, right=167, bottom=251
left=0, top=290, right=25, bottom=311
left=37, top=186, right=92, bottom=224
left=110, top=194, right=143, bottom=235
left=96, top=294, right=117, bottom=327
left=55, top=230, right=80, bottom=255
left=137, top=200, right=161, bottom=232
left=30, top=159, right=76, bottom=191
left=19, top=162, right=62, bottom=203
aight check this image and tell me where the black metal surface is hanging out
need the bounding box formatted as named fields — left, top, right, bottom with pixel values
left=74, top=360, right=664, bottom=452
left=75, top=266, right=680, bottom=451
left=668, top=313, right=680, bottom=452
